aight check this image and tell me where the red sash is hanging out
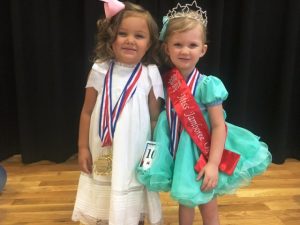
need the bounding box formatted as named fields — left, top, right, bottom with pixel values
left=164, top=68, right=240, bottom=175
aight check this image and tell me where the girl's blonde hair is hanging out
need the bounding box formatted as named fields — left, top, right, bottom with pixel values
left=94, top=1, right=160, bottom=65
left=161, top=12, right=207, bottom=67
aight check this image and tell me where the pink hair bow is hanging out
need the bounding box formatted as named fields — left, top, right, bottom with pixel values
left=100, top=0, right=125, bottom=18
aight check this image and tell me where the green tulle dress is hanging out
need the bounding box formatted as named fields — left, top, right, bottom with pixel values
left=137, top=74, right=272, bottom=207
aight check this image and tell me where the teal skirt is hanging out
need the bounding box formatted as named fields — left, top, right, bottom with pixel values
left=136, top=111, right=272, bottom=207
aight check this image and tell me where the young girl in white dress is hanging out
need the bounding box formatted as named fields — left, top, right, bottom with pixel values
left=72, top=1, right=164, bottom=225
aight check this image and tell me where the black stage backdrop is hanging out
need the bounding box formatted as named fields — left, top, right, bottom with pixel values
left=0, top=0, right=299, bottom=164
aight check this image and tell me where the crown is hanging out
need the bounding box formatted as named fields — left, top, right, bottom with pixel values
left=166, top=0, right=207, bottom=27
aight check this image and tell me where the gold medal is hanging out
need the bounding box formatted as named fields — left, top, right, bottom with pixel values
left=94, top=152, right=112, bottom=176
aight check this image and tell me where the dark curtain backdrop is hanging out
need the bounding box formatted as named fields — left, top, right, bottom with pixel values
left=1, top=0, right=299, bottom=164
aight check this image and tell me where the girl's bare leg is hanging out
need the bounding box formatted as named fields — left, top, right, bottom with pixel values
left=199, top=198, right=220, bottom=225
left=179, top=204, right=195, bottom=225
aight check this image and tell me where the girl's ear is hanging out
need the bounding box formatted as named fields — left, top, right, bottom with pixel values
left=147, top=40, right=151, bottom=50
left=164, top=43, right=170, bottom=56
left=199, top=44, right=208, bottom=58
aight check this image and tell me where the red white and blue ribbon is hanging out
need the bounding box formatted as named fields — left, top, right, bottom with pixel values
left=166, top=68, right=200, bottom=157
left=165, top=68, right=240, bottom=175
left=99, top=62, right=142, bottom=146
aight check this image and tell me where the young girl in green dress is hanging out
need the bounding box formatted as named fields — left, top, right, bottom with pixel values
left=137, top=1, right=272, bottom=225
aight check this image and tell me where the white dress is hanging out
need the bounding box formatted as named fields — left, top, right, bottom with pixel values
left=72, top=61, right=164, bottom=225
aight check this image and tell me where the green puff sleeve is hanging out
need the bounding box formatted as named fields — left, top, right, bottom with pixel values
left=198, top=75, right=229, bottom=106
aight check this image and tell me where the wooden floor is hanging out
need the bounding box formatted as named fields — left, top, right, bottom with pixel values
left=0, top=155, right=299, bottom=225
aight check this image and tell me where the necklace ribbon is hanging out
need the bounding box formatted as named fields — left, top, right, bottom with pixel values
left=99, top=62, right=142, bottom=146
left=165, top=68, right=240, bottom=175
left=166, top=68, right=199, bottom=156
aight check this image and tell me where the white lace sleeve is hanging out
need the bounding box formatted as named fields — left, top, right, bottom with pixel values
left=147, top=64, right=165, bottom=99
left=85, top=61, right=109, bottom=92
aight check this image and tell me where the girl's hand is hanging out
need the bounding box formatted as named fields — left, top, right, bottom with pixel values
left=196, top=162, right=219, bottom=192
left=78, top=147, right=93, bottom=174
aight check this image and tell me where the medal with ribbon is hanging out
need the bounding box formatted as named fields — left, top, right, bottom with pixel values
left=165, top=68, right=240, bottom=175
left=99, top=62, right=142, bottom=147
left=166, top=68, right=200, bottom=156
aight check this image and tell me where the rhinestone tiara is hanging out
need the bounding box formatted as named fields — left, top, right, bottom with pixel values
left=166, top=0, right=207, bottom=27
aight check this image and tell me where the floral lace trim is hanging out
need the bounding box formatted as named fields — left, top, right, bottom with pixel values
left=73, top=211, right=108, bottom=225
left=73, top=210, right=163, bottom=225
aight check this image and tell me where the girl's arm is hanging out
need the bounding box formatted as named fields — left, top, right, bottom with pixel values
left=197, top=104, right=226, bottom=191
left=78, top=87, right=97, bottom=174
left=148, top=88, right=162, bottom=139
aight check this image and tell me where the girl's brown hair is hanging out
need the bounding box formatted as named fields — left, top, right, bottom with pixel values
left=94, top=1, right=160, bottom=65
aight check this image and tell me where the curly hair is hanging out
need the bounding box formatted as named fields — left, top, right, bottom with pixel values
left=93, top=1, right=160, bottom=66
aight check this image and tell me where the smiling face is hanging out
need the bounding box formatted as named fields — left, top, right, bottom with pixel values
left=165, top=24, right=207, bottom=78
left=112, top=15, right=151, bottom=65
